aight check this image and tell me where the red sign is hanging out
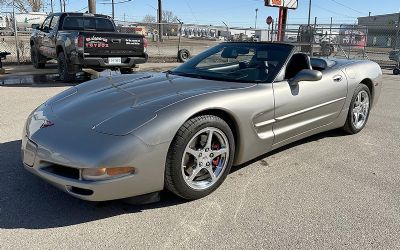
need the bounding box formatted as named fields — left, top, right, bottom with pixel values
left=265, top=0, right=298, bottom=9
left=266, top=16, right=273, bottom=25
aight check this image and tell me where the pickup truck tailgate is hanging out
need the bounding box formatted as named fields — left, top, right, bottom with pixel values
left=82, top=31, right=145, bottom=57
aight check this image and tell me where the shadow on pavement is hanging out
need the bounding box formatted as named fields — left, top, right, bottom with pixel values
left=232, top=129, right=348, bottom=173
left=0, top=73, right=89, bottom=87
left=0, top=140, right=186, bottom=229
left=0, top=129, right=347, bottom=229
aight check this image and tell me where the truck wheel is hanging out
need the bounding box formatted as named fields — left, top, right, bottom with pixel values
left=31, top=45, right=45, bottom=69
left=394, top=68, right=400, bottom=75
left=57, top=52, right=75, bottom=82
left=177, top=49, right=190, bottom=62
left=120, top=68, right=134, bottom=74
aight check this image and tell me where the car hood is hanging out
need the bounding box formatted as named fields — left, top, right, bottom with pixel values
left=47, top=72, right=252, bottom=135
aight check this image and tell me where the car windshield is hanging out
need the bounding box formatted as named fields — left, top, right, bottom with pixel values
left=171, top=43, right=294, bottom=83
left=62, top=16, right=115, bottom=31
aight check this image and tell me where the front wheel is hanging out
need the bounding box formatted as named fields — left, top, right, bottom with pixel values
left=165, top=115, right=235, bottom=200
left=31, top=45, right=45, bottom=69
left=343, top=84, right=371, bottom=134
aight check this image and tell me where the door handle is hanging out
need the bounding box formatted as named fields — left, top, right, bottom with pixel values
left=333, top=75, right=343, bottom=82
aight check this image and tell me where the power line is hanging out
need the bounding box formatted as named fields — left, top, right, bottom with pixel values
left=329, top=0, right=366, bottom=15
left=184, top=0, right=198, bottom=23
left=314, top=3, right=357, bottom=19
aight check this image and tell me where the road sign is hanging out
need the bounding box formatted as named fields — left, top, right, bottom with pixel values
left=266, top=16, right=273, bottom=25
left=264, top=0, right=298, bottom=9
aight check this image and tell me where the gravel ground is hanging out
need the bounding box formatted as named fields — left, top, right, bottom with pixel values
left=0, top=69, right=399, bottom=249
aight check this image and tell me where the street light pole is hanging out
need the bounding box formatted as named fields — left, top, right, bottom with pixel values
left=255, top=8, right=258, bottom=29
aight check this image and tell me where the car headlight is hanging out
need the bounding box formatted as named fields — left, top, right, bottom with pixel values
left=81, top=167, right=135, bottom=181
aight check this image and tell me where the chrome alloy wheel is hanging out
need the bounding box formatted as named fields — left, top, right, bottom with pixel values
left=181, top=127, right=230, bottom=190
left=352, top=90, right=370, bottom=129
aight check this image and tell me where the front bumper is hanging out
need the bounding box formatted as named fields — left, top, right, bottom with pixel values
left=21, top=108, right=169, bottom=201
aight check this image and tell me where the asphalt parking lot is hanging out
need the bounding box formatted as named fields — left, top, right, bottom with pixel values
left=1, top=68, right=399, bottom=249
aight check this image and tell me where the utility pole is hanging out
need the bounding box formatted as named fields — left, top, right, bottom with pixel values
left=88, top=0, right=96, bottom=14
left=307, top=0, right=312, bottom=25
left=59, top=0, right=62, bottom=12
left=12, top=0, right=20, bottom=64
left=51, top=0, right=54, bottom=13
left=158, top=0, right=163, bottom=42
left=63, top=0, right=66, bottom=12
left=255, top=8, right=258, bottom=29
left=112, top=0, right=115, bottom=19
left=394, top=11, right=400, bottom=49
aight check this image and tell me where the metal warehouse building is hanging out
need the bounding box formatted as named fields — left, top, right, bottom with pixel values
left=358, top=13, right=400, bottom=48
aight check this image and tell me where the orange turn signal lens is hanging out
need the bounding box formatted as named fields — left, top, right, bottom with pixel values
left=81, top=167, right=135, bottom=181
left=106, top=167, right=135, bottom=176
left=82, top=168, right=106, bottom=177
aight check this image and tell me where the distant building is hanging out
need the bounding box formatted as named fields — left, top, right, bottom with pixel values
left=180, top=24, right=256, bottom=41
left=358, top=13, right=400, bottom=48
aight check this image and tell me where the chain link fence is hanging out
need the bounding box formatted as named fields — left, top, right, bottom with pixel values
left=0, top=16, right=399, bottom=69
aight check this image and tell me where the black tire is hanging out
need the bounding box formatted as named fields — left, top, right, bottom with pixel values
left=343, top=84, right=371, bottom=134
left=177, top=49, right=190, bottom=62
left=57, top=52, right=75, bottom=82
left=30, top=45, right=45, bottom=69
left=120, top=68, right=134, bottom=74
left=394, top=68, right=400, bottom=75
left=165, top=115, right=235, bottom=200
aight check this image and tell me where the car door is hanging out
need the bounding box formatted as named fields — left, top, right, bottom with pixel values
left=45, top=14, right=60, bottom=58
left=38, top=15, right=52, bottom=58
left=272, top=60, right=348, bottom=145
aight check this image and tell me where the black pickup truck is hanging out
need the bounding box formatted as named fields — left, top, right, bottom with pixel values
left=30, top=12, right=148, bottom=81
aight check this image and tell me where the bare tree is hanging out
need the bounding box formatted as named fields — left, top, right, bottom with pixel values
left=162, top=10, right=178, bottom=36
left=0, top=0, right=44, bottom=12
left=142, top=14, right=156, bottom=24
left=162, top=10, right=178, bottom=23
left=142, top=14, right=157, bottom=35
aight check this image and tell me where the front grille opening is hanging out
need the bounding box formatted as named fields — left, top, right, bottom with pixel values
left=42, top=164, right=80, bottom=180
left=67, top=186, right=94, bottom=196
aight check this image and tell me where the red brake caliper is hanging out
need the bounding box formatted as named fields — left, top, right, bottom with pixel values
left=212, top=143, right=220, bottom=167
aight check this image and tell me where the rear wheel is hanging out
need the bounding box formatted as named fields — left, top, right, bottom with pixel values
left=57, top=52, right=75, bottom=82
left=30, top=45, right=45, bottom=69
left=165, top=115, right=235, bottom=200
left=394, top=68, right=400, bottom=75
left=343, top=84, right=371, bottom=134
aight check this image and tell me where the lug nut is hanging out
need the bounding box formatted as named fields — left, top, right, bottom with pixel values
left=199, top=153, right=202, bottom=157
left=206, top=162, right=210, bottom=166
left=205, top=148, right=209, bottom=152
left=210, top=153, right=214, bottom=157
left=199, top=162, right=203, bottom=166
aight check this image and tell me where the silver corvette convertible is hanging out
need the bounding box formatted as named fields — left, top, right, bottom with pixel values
left=22, top=42, right=382, bottom=201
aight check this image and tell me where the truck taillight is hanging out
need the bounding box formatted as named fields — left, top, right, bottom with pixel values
left=143, top=38, right=148, bottom=52
left=76, top=35, right=84, bottom=49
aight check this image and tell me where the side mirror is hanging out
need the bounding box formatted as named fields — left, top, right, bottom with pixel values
left=31, top=24, right=40, bottom=30
left=290, top=69, right=322, bottom=84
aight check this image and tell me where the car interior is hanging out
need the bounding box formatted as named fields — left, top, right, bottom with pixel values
left=284, top=53, right=312, bottom=79
left=196, top=47, right=286, bottom=82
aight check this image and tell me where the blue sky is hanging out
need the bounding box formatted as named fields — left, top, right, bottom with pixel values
left=3, top=0, right=400, bottom=26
